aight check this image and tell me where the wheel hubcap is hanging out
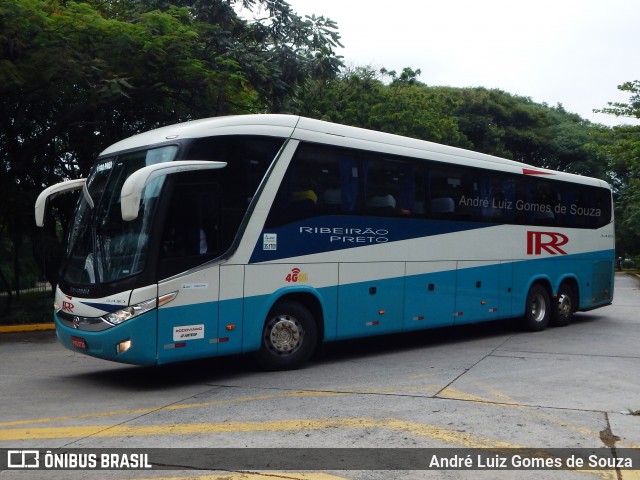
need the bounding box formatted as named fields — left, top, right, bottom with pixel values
left=267, top=315, right=303, bottom=355
left=558, top=293, right=572, bottom=317
left=530, top=293, right=547, bottom=322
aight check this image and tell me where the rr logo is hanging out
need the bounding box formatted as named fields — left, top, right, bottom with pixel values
left=527, top=231, right=569, bottom=255
left=62, top=301, right=74, bottom=312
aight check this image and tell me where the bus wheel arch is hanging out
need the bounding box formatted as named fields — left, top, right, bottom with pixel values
left=552, top=279, right=578, bottom=327
left=253, top=293, right=322, bottom=371
left=522, top=281, right=552, bottom=332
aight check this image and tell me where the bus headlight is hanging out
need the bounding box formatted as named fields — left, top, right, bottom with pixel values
left=101, top=292, right=177, bottom=326
left=102, top=298, right=157, bottom=325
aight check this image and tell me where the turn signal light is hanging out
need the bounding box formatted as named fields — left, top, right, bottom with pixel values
left=116, top=339, right=132, bottom=354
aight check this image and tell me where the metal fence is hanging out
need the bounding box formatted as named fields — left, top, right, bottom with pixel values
left=0, top=282, right=52, bottom=297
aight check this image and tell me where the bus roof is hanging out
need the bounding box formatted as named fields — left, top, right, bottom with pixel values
left=100, top=114, right=609, bottom=189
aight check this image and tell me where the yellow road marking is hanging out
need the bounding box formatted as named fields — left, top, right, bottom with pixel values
left=129, top=474, right=345, bottom=480
left=0, top=417, right=520, bottom=449
left=0, top=418, right=620, bottom=480
left=438, top=386, right=497, bottom=403
left=0, top=382, right=631, bottom=480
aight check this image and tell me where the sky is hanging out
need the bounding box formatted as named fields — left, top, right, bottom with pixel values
left=269, top=0, right=639, bottom=126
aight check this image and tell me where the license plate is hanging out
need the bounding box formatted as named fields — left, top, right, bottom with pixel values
left=71, top=336, right=87, bottom=350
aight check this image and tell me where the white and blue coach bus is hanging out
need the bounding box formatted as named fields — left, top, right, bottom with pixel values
left=35, top=115, right=614, bottom=370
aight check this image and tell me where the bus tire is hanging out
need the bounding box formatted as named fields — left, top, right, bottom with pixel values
left=254, top=301, right=317, bottom=371
left=551, top=283, right=575, bottom=327
left=522, top=284, right=551, bottom=332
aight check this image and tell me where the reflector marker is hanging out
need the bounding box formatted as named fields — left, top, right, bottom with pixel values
left=209, top=338, right=230, bottom=344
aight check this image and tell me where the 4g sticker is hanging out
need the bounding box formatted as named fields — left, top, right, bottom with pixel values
left=285, top=268, right=308, bottom=283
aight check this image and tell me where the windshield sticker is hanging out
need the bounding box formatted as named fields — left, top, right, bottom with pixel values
left=263, top=233, right=278, bottom=250
left=181, top=283, right=208, bottom=290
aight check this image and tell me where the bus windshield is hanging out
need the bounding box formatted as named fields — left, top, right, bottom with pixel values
left=62, top=146, right=178, bottom=286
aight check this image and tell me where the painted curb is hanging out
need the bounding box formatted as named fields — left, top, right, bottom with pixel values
left=0, top=323, right=56, bottom=334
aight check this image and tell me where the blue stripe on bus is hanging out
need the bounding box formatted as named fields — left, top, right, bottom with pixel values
left=250, top=216, right=494, bottom=263
left=54, top=249, right=613, bottom=366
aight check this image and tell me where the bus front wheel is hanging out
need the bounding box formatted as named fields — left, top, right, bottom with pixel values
left=522, top=284, right=551, bottom=332
left=254, top=301, right=317, bottom=371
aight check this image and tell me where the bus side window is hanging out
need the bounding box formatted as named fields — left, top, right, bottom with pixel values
left=265, top=144, right=363, bottom=227
left=365, top=156, right=418, bottom=217
left=427, top=166, right=461, bottom=220
left=531, top=180, right=558, bottom=226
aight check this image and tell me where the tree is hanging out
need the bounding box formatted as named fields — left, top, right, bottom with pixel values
left=0, top=0, right=344, bottom=299
left=592, top=81, right=640, bottom=261
left=150, top=0, right=345, bottom=112
left=1, top=0, right=223, bottom=296
left=594, top=81, right=640, bottom=120
left=443, top=87, right=543, bottom=160
left=291, top=74, right=611, bottom=178
left=290, top=66, right=469, bottom=146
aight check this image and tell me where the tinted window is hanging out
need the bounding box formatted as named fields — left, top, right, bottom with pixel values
left=265, top=142, right=611, bottom=230
left=157, top=135, right=286, bottom=278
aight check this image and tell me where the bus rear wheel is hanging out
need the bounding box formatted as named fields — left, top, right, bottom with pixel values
left=522, top=284, right=551, bottom=331
left=254, top=301, right=317, bottom=371
left=552, top=283, right=575, bottom=327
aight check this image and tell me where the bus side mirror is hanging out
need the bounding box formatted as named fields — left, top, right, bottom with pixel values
left=120, top=160, right=227, bottom=221
left=35, top=178, right=86, bottom=227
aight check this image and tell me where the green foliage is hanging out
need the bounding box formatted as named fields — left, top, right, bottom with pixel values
left=594, top=81, right=640, bottom=120
left=591, top=81, right=640, bottom=258
left=0, top=290, right=52, bottom=325
left=0, top=0, right=344, bottom=303
left=291, top=66, right=469, bottom=147
left=292, top=73, right=608, bottom=179
left=435, top=88, right=608, bottom=179
left=443, top=87, right=548, bottom=160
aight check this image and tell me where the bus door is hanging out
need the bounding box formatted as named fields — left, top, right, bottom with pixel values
left=155, top=175, right=224, bottom=364
left=157, top=269, right=220, bottom=364
left=455, top=261, right=501, bottom=324
left=337, top=262, right=404, bottom=339
left=404, top=261, right=456, bottom=330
